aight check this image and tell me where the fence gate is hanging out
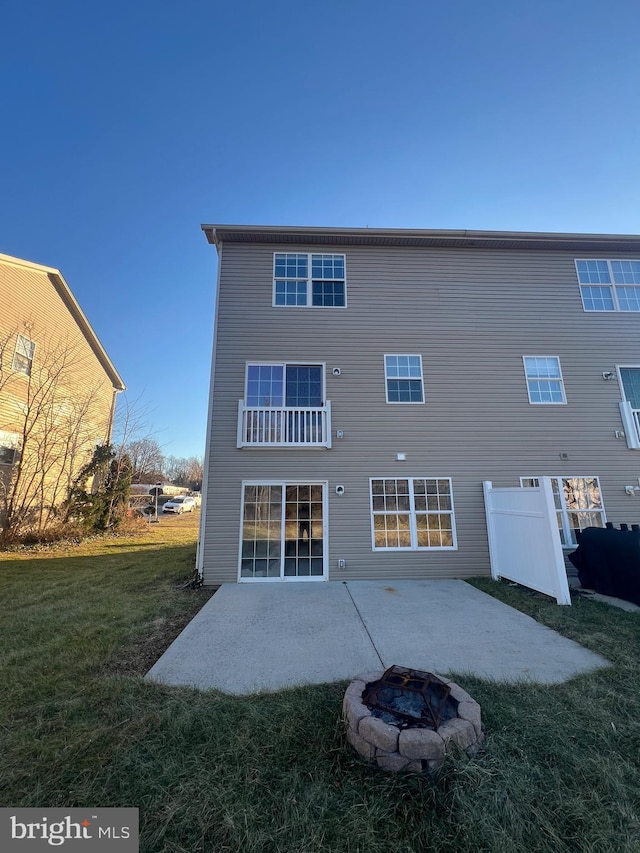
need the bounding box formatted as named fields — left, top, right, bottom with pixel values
left=483, top=478, right=571, bottom=605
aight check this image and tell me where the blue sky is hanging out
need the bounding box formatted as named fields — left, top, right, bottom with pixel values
left=2, top=0, right=639, bottom=459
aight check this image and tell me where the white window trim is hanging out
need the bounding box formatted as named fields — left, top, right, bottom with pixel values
left=522, top=355, right=567, bottom=405
left=272, top=253, right=347, bottom=308
left=384, top=354, right=425, bottom=405
left=237, top=480, right=328, bottom=582
left=369, top=477, right=458, bottom=551
left=12, top=334, right=35, bottom=376
left=520, top=475, right=606, bottom=547
left=244, top=361, right=326, bottom=406
left=575, top=259, right=640, bottom=312
left=0, top=430, right=21, bottom=466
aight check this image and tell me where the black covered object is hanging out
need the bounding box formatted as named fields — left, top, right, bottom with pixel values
left=568, top=526, right=640, bottom=606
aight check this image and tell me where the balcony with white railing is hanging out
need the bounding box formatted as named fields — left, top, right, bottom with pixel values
left=619, top=400, right=640, bottom=449
left=237, top=400, right=332, bottom=448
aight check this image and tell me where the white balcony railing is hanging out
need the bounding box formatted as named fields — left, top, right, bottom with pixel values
left=619, top=400, right=640, bottom=449
left=237, top=401, right=332, bottom=448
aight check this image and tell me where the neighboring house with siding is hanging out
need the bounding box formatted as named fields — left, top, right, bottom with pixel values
left=197, top=225, right=640, bottom=586
left=0, top=253, right=125, bottom=531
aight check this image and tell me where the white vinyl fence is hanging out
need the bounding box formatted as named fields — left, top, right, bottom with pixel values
left=483, top=478, right=571, bottom=605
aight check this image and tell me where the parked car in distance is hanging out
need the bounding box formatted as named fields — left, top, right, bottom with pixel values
left=188, top=491, right=202, bottom=507
left=162, top=496, right=196, bottom=514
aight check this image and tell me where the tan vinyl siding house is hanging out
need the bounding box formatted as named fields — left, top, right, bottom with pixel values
left=197, top=226, right=640, bottom=586
left=0, top=253, right=125, bottom=528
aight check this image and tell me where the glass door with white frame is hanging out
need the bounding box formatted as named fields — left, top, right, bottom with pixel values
left=240, top=482, right=326, bottom=580
left=619, top=367, right=640, bottom=444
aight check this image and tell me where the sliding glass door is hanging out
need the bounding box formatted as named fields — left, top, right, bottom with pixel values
left=240, top=482, right=327, bottom=580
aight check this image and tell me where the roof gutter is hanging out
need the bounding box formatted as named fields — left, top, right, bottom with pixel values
left=201, top=224, right=640, bottom=253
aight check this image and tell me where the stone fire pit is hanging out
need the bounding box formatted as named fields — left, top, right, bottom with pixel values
left=343, top=667, right=484, bottom=774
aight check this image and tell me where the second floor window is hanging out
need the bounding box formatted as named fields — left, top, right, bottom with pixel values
left=12, top=334, right=35, bottom=376
left=0, top=430, right=20, bottom=465
left=523, top=356, right=566, bottom=404
left=273, top=253, right=346, bottom=307
left=576, top=259, right=640, bottom=311
left=384, top=355, right=424, bottom=403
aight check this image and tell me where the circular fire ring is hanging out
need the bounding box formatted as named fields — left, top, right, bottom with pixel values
left=343, top=668, right=484, bottom=774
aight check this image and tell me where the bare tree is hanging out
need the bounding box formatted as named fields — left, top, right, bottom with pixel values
left=164, top=454, right=203, bottom=490
left=0, top=322, right=112, bottom=542
left=106, top=392, right=159, bottom=521
left=126, top=437, right=165, bottom=483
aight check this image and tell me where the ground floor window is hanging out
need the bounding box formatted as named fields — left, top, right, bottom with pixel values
left=370, top=477, right=457, bottom=550
left=520, top=476, right=605, bottom=546
left=240, top=482, right=326, bottom=580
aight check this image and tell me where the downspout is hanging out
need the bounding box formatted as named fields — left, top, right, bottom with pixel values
left=106, top=387, right=120, bottom=444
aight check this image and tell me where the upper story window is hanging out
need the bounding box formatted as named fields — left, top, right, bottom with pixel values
left=273, top=253, right=346, bottom=307
left=12, top=334, right=35, bottom=376
left=522, top=356, right=566, bottom=404
left=384, top=355, right=424, bottom=403
left=0, top=430, right=21, bottom=465
left=576, top=260, right=640, bottom=312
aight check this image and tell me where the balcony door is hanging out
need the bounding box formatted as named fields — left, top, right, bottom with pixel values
left=618, top=366, right=640, bottom=449
left=240, top=363, right=329, bottom=447
left=246, top=363, right=323, bottom=408
left=240, top=482, right=327, bottom=581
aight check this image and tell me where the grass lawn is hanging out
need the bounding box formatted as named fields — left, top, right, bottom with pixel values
left=1, top=518, right=639, bottom=853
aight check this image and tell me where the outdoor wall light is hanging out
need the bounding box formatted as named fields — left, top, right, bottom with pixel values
left=602, top=371, right=615, bottom=380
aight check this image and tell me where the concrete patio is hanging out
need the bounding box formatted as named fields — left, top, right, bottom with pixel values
left=145, top=580, right=610, bottom=695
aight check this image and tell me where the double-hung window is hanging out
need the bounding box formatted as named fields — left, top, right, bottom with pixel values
left=576, top=260, right=640, bottom=312
left=523, top=356, right=566, bottom=404
left=370, top=477, right=457, bottom=550
left=273, top=253, right=346, bottom=307
left=12, top=335, right=35, bottom=376
left=384, top=355, right=424, bottom=403
left=520, top=476, right=605, bottom=546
